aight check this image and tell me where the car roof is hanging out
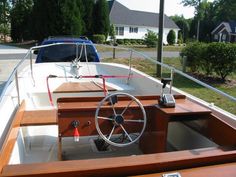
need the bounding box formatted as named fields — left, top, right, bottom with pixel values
left=42, top=37, right=93, bottom=45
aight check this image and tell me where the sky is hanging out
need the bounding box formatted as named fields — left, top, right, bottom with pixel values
left=117, top=0, right=196, bottom=19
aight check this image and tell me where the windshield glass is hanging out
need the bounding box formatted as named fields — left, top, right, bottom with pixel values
left=40, top=44, right=97, bottom=62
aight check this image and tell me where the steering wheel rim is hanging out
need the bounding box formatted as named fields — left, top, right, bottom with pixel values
left=95, top=92, right=147, bottom=147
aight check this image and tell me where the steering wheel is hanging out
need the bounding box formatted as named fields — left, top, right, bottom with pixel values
left=95, top=92, right=147, bottom=147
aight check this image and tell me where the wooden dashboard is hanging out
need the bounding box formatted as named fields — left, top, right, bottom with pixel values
left=57, top=95, right=213, bottom=153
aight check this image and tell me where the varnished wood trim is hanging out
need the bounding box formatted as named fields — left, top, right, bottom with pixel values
left=131, top=162, right=236, bottom=177
left=2, top=147, right=236, bottom=177
left=207, top=114, right=236, bottom=146
left=20, top=109, right=57, bottom=126
left=57, top=95, right=186, bottom=103
left=0, top=101, right=25, bottom=174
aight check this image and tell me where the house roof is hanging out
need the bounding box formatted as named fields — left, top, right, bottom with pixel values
left=211, top=21, right=236, bottom=34
left=109, top=0, right=179, bottom=29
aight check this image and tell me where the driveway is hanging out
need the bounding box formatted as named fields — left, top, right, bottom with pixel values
left=0, top=44, right=28, bottom=54
left=0, top=44, right=34, bottom=60
left=0, top=44, right=30, bottom=94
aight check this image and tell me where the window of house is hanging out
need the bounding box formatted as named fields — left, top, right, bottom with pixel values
left=115, top=27, right=124, bottom=36
left=129, top=27, right=138, bottom=33
left=214, top=34, right=218, bottom=40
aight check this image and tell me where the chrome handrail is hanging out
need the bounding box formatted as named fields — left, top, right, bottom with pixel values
left=133, top=50, right=236, bottom=102
left=0, top=43, right=236, bottom=106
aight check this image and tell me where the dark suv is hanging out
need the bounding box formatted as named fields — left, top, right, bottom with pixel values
left=35, top=37, right=100, bottom=63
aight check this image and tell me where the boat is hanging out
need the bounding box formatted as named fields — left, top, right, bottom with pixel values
left=0, top=41, right=236, bottom=177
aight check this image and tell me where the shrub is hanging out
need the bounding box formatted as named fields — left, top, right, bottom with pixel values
left=206, top=42, right=236, bottom=81
left=130, top=39, right=137, bottom=45
left=180, top=42, right=206, bottom=72
left=124, top=39, right=131, bottom=45
left=167, top=30, right=176, bottom=45
left=144, top=30, right=158, bottom=48
left=181, top=42, right=236, bottom=81
left=136, top=39, right=145, bottom=45
left=116, top=39, right=124, bottom=45
left=177, top=32, right=183, bottom=44
left=92, top=34, right=105, bottom=44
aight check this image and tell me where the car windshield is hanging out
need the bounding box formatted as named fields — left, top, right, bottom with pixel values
left=40, top=44, right=96, bottom=62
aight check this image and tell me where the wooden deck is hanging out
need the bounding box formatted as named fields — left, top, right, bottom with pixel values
left=53, top=82, right=116, bottom=93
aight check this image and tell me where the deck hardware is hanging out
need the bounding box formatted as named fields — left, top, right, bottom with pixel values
left=109, top=95, right=118, bottom=105
left=159, top=78, right=175, bottom=107
left=162, top=172, right=181, bottom=177
left=71, top=120, right=80, bottom=142
left=87, top=121, right=91, bottom=126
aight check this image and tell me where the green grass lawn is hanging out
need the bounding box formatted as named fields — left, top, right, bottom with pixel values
left=103, top=57, right=236, bottom=115
left=133, top=45, right=184, bottom=52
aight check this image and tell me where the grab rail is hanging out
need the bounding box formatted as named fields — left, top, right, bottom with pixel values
left=0, top=43, right=236, bottom=107
left=132, top=50, right=236, bottom=102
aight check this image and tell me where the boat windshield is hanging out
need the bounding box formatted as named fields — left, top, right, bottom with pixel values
left=40, top=44, right=97, bottom=62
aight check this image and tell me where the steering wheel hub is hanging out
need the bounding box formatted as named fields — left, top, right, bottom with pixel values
left=114, top=115, right=124, bottom=125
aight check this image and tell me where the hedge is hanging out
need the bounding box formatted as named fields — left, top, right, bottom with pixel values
left=167, top=30, right=176, bottom=45
left=181, top=42, right=236, bottom=81
left=144, top=30, right=158, bottom=48
left=92, top=34, right=105, bottom=44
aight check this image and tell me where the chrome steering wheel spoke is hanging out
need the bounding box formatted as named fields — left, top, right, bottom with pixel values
left=95, top=92, right=147, bottom=147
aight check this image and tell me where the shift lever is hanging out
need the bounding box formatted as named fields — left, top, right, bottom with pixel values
left=159, top=78, right=175, bottom=107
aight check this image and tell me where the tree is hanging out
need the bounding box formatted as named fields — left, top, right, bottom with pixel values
left=167, top=30, right=176, bottom=45
left=93, top=0, right=110, bottom=38
left=76, top=0, right=85, bottom=34
left=214, top=0, right=236, bottom=22
left=178, top=32, right=183, bottom=44
left=61, top=0, right=83, bottom=36
left=198, top=1, right=215, bottom=42
left=31, top=0, right=83, bottom=41
left=181, top=0, right=206, bottom=41
left=144, top=30, right=158, bottom=48
left=31, top=0, right=63, bottom=41
left=82, top=0, right=94, bottom=36
left=109, top=24, right=116, bottom=42
left=170, top=15, right=190, bottom=42
left=10, top=0, right=33, bottom=42
left=0, top=0, right=10, bottom=42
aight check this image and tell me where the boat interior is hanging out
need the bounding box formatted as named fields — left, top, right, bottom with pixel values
left=0, top=44, right=236, bottom=177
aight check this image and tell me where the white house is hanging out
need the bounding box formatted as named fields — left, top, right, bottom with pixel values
left=108, top=0, right=179, bottom=44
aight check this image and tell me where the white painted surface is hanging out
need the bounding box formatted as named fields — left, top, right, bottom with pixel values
left=115, top=25, right=179, bottom=44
